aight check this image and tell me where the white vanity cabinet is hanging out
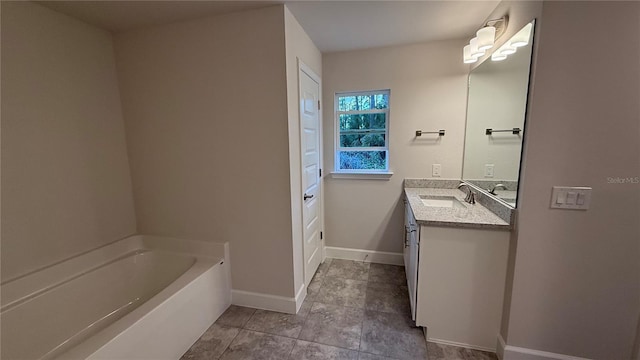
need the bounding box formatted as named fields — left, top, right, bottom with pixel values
left=403, top=193, right=511, bottom=351
left=416, top=226, right=510, bottom=351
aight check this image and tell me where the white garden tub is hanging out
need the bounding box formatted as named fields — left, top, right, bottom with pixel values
left=1, top=235, right=231, bottom=360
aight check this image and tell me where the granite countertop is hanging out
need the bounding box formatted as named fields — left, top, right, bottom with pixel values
left=404, top=187, right=511, bottom=230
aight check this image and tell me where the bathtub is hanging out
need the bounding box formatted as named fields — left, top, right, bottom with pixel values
left=1, top=235, right=231, bottom=360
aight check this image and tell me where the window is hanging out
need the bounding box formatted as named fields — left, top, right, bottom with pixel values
left=334, top=90, right=390, bottom=174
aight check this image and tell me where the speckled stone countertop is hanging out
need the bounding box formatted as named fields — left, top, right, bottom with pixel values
left=404, top=187, right=511, bottom=230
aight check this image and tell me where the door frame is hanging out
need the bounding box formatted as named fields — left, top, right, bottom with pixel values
left=297, top=59, right=325, bottom=285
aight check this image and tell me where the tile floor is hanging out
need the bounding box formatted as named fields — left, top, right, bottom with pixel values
left=180, top=258, right=497, bottom=360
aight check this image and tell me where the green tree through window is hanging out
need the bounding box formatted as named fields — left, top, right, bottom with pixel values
left=335, top=90, right=390, bottom=171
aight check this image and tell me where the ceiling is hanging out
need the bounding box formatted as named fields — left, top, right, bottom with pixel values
left=286, top=1, right=500, bottom=53
left=38, top=1, right=281, bottom=32
left=38, top=0, right=501, bottom=53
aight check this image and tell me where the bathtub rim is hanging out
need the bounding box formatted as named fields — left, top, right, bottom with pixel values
left=1, top=234, right=230, bottom=360
left=1, top=235, right=227, bottom=312
left=54, top=256, right=226, bottom=360
left=1, top=234, right=141, bottom=286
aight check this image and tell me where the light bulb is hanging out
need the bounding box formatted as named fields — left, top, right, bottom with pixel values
left=470, top=37, right=485, bottom=58
left=463, top=45, right=477, bottom=64
left=476, top=26, right=496, bottom=51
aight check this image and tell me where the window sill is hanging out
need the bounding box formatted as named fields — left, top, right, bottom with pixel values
left=330, top=171, right=394, bottom=180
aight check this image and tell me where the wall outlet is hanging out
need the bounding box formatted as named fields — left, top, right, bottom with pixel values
left=484, top=164, right=494, bottom=178
left=432, top=164, right=442, bottom=177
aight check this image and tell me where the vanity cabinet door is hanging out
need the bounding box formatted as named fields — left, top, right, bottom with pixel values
left=404, top=198, right=419, bottom=321
left=407, top=224, right=419, bottom=321
left=415, top=226, right=510, bottom=349
left=403, top=199, right=411, bottom=274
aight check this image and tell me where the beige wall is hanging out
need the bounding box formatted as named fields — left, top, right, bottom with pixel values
left=114, top=6, right=297, bottom=298
left=634, top=319, right=640, bottom=360
left=506, top=1, right=640, bottom=358
left=322, top=40, right=468, bottom=253
left=1, top=1, right=137, bottom=281
left=284, top=6, right=322, bottom=296
left=478, top=0, right=544, bottom=341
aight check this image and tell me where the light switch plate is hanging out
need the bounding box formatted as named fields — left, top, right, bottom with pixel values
left=432, top=164, right=441, bottom=177
left=551, top=186, right=592, bottom=210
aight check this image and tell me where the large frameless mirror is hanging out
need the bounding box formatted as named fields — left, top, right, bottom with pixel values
left=462, top=20, right=536, bottom=207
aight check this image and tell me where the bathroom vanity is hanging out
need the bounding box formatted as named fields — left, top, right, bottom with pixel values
left=403, top=180, right=512, bottom=351
left=403, top=20, right=536, bottom=351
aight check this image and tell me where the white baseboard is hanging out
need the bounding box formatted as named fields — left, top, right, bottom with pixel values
left=497, top=334, right=506, bottom=360
left=231, top=289, right=297, bottom=314
left=294, top=284, right=306, bottom=313
left=500, top=336, right=592, bottom=360
left=428, top=337, right=495, bottom=353
left=325, top=246, right=404, bottom=265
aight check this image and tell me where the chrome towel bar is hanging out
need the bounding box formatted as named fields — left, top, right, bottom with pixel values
left=485, top=128, right=521, bottom=135
left=415, top=129, right=445, bottom=137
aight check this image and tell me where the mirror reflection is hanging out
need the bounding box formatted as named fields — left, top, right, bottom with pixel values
left=462, top=21, right=535, bottom=207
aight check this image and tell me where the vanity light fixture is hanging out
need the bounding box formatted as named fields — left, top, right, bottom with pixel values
left=490, top=21, right=533, bottom=62
left=463, top=15, right=509, bottom=64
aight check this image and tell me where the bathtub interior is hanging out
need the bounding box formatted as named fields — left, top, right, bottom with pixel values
left=1, top=235, right=230, bottom=360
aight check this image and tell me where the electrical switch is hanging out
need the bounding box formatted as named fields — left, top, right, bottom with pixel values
left=551, top=186, right=592, bottom=210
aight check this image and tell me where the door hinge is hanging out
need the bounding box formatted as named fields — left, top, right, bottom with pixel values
left=320, top=231, right=323, bottom=240
left=317, top=100, right=320, bottom=110
left=319, top=168, right=322, bottom=177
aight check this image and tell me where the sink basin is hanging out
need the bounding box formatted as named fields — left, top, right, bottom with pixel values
left=419, top=195, right=466, bottom=209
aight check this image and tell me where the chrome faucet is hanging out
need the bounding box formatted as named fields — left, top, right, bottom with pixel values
left=457, top=183, right=476, bottom=204
left=488, top=183, right=508, bottom=195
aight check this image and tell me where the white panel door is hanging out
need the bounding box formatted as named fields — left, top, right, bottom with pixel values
left=299, top=66, right=322, bottom=287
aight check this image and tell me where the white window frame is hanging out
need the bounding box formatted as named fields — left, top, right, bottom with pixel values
left=332, top=90, right=393, bottom=179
